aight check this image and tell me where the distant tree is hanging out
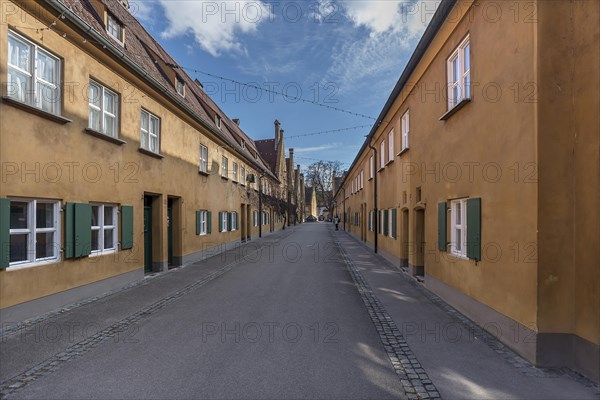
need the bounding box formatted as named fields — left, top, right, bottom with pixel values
left=306, top=160, right=341, bottom=215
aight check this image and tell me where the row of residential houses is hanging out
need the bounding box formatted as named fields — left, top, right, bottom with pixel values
left=0, top=0, right=305, bottom=323
left=333, top=0, right=599, bottom=382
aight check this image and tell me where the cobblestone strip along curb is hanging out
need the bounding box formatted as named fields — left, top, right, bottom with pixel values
left=342, top=231, right=599, bottom=391
left=333, top=237, right=441, bottom=400
left=0, top=234, right=291, bottom=399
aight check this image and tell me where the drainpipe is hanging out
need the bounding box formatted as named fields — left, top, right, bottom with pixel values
left=258, top=175, right=263, bottom=238
left=368, top=142, right=378, bottom=254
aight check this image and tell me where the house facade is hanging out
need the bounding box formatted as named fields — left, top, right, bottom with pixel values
left=334, top=0, right=599, bottom=382
left=255, top=121, right=304, bottom=227
left=0, top=0, right=291, bottom=322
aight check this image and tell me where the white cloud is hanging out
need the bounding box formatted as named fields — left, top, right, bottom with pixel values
left=157, top=0, right=271, bottom=57
left=340, top=0, right=440, bottom=36
left=324, top=0, right=440, bottom=95
left=294, top=144, right=337, bottom=153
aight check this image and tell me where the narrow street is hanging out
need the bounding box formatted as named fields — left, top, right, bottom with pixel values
left=1, top=223, right=597, bottom=399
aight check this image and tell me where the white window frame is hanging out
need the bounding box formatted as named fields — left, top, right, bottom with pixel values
left=140, top=109, right=160, bottom=153
left=221, top=156, right=228, bottom=178
left=215, top=115, right=222, bottom=129
left=447, top=35, right=471, bottom=110
left=253, top=210, right=258, bottom=227
left=199, top=144, right=208, bottom=173
left=369, top=156, right=374, bottom=179
left=380, top=209, right=385, bottom=235
left=7, top=30, right=61, bottom=115
left=91, top=204, right=118, bottom=256
left=106, top=13, right=123, bottom=43
left=176, top=77, right=185, bottom=97
left=380, top=140, right=385, bottom=169
left=220, top=212, right=228, bottom=232
left=88, top=80, right=119, bottom=138
left=8, top=198, right=60, bottom=269
left=231, top=212, right=238, bottom=231
left=388, top=209, right=394, bottom=238
left=240, top=167, right=246, bottom=185
left=450, top=199, right=468, bottom=258
left=400, top=110, right=410, bottom=152
left=198, top=210, right=208, bottom=235
left=388, top=129, right=394, bottom=162
left=232, top=162, right=238, bottom=182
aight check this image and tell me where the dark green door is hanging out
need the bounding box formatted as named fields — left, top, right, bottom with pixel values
left=144, top=205, right=152, bottom=273
left=167, top=203, right=173, bottom=266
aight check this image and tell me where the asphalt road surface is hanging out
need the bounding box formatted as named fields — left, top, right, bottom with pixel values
left=2, top=223, right=406, bottom=399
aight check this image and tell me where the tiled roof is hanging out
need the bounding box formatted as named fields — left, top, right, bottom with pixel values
left=57, top=0, right=271, bottom=175
left=254, top=139, right=277, bottom=173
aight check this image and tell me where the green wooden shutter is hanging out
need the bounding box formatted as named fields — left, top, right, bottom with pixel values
left=207, top=211, right=212, bottom=234
left=391, top=208, right=397, bottom=239
left=196, top=211, right=201, bottom=235
left=64, top=202, right=75, bottom=259
left=121, top=205, right=134, bottom=250
left=74, top=203, right=92, bottom=257
left=0, top=199, right=10, bottom=268
left=218, top=212, right=223, bottom=232
left=467, top=198, right=481, bottom=261
left=438, top=202, right=447, bottom=251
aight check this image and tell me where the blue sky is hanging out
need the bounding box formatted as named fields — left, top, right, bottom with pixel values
left=131, top=0, right=440, bottom=171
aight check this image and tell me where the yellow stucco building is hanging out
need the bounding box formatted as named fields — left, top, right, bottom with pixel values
left=334, top=0, right=599, bottom=382
left=0, top=0, right=302, bottom=322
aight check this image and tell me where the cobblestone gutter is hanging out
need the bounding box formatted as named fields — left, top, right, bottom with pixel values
left=333, top=235, right=441, bottom=400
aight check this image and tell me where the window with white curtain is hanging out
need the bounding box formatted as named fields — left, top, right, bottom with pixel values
left=388, top=129, right=394, bottom=162
left=89, top=81, right=119, bottom=138
left=199, top=144, right=208, bottom=173
left=447, top=35, right=471, bottom=110
left=401, top=110, right=410, bottom=151
left=7, top=30, right=61, bottom=115
left=380, top=140, right=385, bottom=169
left=450, top=199, right=468, bottom=258
left=140, top=110, right=160, bottom=153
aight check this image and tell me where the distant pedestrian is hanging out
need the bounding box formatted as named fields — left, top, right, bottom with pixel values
left=334, top=216, right=339, bottom=231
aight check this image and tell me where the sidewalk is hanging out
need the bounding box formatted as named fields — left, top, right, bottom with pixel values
left=333, top=228, right=599, bottom=400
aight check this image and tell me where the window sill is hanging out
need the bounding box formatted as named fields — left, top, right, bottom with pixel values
left=138, top=148, right=164, bottom=159
left=84, top=128, right=126, bottom=145
left=2, top=96, right=71, bottom=124
left=198, top=170, right=209, bottom=176
left=386, top=159, right=394, bottom=166
left=397, top=148, right=409, bottom=157
left=221, top=176, right=229, bottom=181
left=378, top=167, right=385, bottom=173
left=6, top=258, right=60, bottom=271
left=440, top=98, right=471, bottom=121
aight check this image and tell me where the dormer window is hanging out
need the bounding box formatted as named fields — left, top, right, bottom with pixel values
left=107, top=13, right=123, bottom=43
left=176, top=77, right=185, bottom=97
left=241, top=141, right=246, bottom=150
left=215, top=115, right=222, bottom=129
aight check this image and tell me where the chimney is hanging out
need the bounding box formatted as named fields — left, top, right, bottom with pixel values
left=274, top=120, right=281, bottom=145
left=232, top=118, right=240, bottom=126
left=289, top=148, right=294, bottom=167
left=118, top=0, right=130, bottom=9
